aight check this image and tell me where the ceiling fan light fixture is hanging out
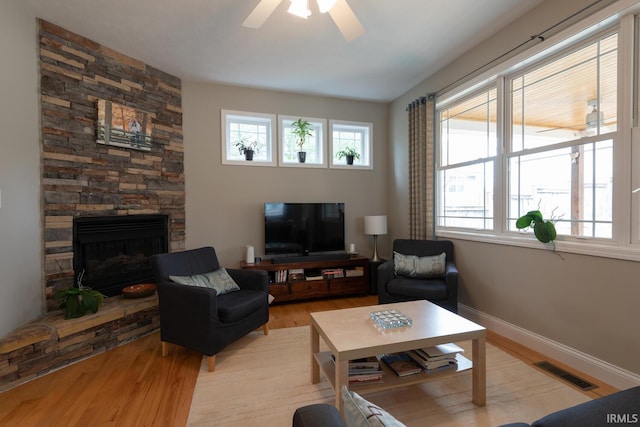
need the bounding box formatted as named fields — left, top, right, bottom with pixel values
left=288, top=0, right=312, bottom=19
left=586, top=99, right=604, bottom=129
left=316, top=0, right=336, bottom=13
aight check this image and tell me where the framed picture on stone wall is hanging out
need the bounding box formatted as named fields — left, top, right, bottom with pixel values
left=97, top=99, right=152, bottom=151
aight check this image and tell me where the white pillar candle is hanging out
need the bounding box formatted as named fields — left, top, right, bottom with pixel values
left=245, top=245, right=255, bottom=264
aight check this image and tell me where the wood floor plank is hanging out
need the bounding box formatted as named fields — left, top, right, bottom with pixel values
left=0, top=295, right=616, bottom=426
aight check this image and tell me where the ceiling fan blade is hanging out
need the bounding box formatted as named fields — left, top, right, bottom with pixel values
left=242, top=0, right=283, bottom=29
left=328, top=0, right=364, bottom=41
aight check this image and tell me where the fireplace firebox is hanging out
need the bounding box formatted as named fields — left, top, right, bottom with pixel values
left=73, top=215, right=168, bottom=297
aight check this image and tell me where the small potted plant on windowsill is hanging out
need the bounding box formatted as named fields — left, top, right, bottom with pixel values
left=337, top=147, right=360, bottom=165
left=235, top=139, right=258, bottom=161
left=291, top=118, right=313, bottom=163
left=515, top=210, right=557, bottom=243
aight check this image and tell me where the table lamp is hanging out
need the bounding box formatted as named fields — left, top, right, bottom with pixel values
left=364, top=215, right=387, bottom=262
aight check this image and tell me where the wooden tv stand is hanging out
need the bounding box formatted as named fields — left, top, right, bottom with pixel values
left=240, top=255, right=370, bottom=303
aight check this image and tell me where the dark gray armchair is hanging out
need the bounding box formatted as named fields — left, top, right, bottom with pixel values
left=378, top=239, right=458, bottom=313
left=150, top=246, right=270, bottom=371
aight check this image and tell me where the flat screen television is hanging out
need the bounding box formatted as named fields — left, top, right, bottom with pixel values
left=264, top=202, right=345, bottom=257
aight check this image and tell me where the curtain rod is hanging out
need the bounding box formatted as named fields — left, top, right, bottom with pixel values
left=435, top=0, right=611, bottom=96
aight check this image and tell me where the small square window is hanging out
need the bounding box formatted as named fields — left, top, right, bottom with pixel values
left=279, top=116, right=327, bottom=168
left=330, top=120, right=372, bottom=169
left=221, top=110, right=276, bottom=166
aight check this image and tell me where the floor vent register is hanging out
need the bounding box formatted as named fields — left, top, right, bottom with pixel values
left=533, top=361, right=598, bottom=391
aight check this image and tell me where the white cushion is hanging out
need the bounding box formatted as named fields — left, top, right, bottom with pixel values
left=341, top=386, right=406, bottom=427
left=394, top=251, right=445, bottom=279
left=169, top=268, right=240, bottom=295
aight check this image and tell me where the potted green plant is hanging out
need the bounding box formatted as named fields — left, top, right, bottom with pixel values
left=336, top=146, right=360, bottom=165
left=515, top=210, right=557, bottom=243
left=290, top=118, right=313, bottom=163
left=234, top=139, right=258, bottom=161
left=54, top=285, right=105, bottom=319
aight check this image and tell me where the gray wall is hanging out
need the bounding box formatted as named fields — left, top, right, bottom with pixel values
left=388, top=0, right=640, bottom=376
left=0, top=2, right=42, bottom=337
left=454, top=240, right=640, bottom=374
left=182, top=82, right=390, bottom=266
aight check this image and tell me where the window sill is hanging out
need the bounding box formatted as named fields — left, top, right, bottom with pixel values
left=437, top=229, right=640, bottom=262
left=278, top=161, right=327, bottom=168
left=222, top=159, right=276, bottom=167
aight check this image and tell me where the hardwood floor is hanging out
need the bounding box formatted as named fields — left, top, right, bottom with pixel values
left=0, top=296, right=616, bottom=426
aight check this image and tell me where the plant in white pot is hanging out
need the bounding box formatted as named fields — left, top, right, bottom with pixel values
left=290, top=118, right=313, bottom=163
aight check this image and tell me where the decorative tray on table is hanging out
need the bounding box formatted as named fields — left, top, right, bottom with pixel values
left=122, top=283, right=157, bottom=299
left=370, top=309, right=413, bottom=329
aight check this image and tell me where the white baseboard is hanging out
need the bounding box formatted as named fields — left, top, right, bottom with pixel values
left=459, top=304, right=640, bottom=390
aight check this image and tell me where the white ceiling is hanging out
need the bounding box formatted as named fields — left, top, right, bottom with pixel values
left=23, top=0, right=542, bottom=102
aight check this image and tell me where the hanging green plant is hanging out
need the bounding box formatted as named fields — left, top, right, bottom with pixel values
left=515, top=210, right=557, bottom=243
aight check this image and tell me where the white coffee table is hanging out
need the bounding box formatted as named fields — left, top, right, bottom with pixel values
left=310, top=300, right=486, bottom=413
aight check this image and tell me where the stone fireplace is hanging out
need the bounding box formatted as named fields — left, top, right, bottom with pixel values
left=38, top=20, right=185, bottom=309
left=73, top=215, right=168, bottom=296
left=0, top=20, right=186, bottom=392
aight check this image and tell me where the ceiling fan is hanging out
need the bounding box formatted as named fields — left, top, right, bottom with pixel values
left=242, top=0, right=364, bottom=41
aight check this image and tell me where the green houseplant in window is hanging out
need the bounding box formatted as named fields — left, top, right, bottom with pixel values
left=515, top=210, right=557, bottom=243
left=336, top=146, right=360, bottom=165
left=234, top=138, right=258, bottom=161
left=291, top=118, right=313, bottom=163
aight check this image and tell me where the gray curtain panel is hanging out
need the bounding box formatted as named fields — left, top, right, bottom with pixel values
left=407, top=95, right=435, bottom=239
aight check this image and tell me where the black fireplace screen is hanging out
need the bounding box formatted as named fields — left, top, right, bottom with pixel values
left=73, top=215, right=168, bottom=297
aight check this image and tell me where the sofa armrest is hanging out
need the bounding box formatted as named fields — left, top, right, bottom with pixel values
left=293, top=404, right=345, bottom=427
left=444, top=261, right=458, bottom=291
left=227, top=268, right=269, bottom=292
left=499, top=386, right=640, bottom=427
left=377, top=260, right=395, bottom=295
left=532, top=386, right=640, bottom=427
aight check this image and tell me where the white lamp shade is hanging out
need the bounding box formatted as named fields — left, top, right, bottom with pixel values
left=364, top=215, right=387, bottom=235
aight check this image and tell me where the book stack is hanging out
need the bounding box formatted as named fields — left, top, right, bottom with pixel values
left=304, top=269, right=324, bottom=281
left=288, top=268, right=305, bottom=281
left=345, top=267, right=365, bottom=277
left=331, top=355, right=384, bottom=383
left=322, top=268, right=344, bottom=279
left=407, top=342, right=463, bottom=373
left=274, top=270, right=288, bottom=283
left=380, top=352, right=422, bottom=377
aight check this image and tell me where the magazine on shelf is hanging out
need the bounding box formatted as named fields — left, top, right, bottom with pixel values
left=330, top=354, right=384, bottom=383
left=330, top=355, right=381, bottom=371
left=407, top=350, right=458, bottom=372
left=348, top=356, right=380, bottom=369
left=421, top=343, right=464, bottom=358
left=380, top=352, right=422, bottom=377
